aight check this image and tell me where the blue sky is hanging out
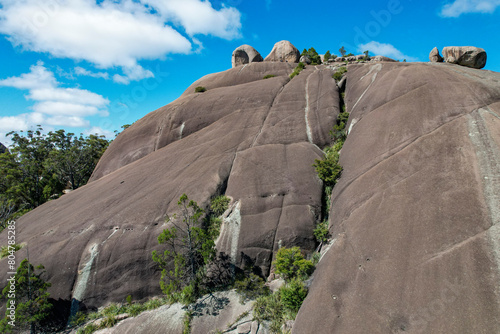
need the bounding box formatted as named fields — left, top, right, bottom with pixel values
left=0, top=0, right=499, bottom=146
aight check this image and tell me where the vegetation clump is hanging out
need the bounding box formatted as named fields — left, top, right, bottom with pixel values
left=0, top=127, right=109, bottom=229
left=290, top=62, right=305, bottom=79
left=313, top=220, right=329, bottom=244
left=234, top=273, right=270, bottom=303
left=0, top=259, right=52, bottom=333
left=332, top=66, right=347, bottom=82
left=301, top=47, right=322, bottom=65
left=195, top=86, right=206, bottom=93
left=263, top=74, right=276, bottom=79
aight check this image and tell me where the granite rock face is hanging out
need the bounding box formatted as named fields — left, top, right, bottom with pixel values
left=429, top=46, right=444, bottom=62
left=1, top=62, right=338, bottom=313
left=264, top=40, right=300, bottom=63
left=442, top=46, right=487, bottom=69
left=293, top=62, right=500, bottom=333
left=231, top=44, right=263, bottom=68
left=1, top=59, right=500, bottom=334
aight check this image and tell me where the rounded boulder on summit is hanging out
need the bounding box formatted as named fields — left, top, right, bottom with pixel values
left=264, top=40, right=300, bottom=63
left=231, top=44, right=263, bottom=68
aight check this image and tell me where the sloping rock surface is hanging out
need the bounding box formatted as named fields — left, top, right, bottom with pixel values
left=1, top=62, right=338, bottom=312
left=1, top=60, right=500, bottom=334
left=293, top=62, right=500, bottom=333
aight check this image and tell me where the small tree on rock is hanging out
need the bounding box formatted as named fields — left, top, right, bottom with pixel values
left=152, top=194, right=216, bottom=304
left=0, top=259, right=52, bottom=333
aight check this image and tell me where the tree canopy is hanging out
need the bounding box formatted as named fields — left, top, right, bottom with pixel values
left=0, top=127, right=109, bottom=229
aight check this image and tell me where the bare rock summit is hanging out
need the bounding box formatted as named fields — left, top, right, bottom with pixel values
left=264, top=40, right=300, bottom=63
left=442, top=46, right=487, bottom=69
left=429, top=46, right=444, bottom=62
left=231, top=44, right=263, bottom=68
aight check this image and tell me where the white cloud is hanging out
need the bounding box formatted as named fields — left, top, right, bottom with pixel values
left=84, top=126, right=116, bottom=139
left=440, top=0, right=500, bottom=17
left=0, top=62, right=108, bottom=132
left=0, top=0, right=242, bottom=83
left=75, top=67, right=109, bottom=80
left=141, top=0, right=241, bottom=39
left=112, top=64, right=154, bottom=84
left=357, top=41, right=417, bottom=62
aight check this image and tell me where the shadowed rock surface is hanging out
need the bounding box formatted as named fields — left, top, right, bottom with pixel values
left=1, top=59, right=499, bottom=334
left=443, top=46, right=487, bottom=69
left=0, top=142, right=5, bottom=154
left=232, top=44, right=263, bottom=68
left=293, top=62, right=500, bottom=333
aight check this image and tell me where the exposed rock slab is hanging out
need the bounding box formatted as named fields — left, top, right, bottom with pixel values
left=264, top=40, right=300, bottom=63
left=293, top=62, right=500, bottom=333
left=0, top=62, right=338, bottom=314
left=442, top=46, right=487, bottom=69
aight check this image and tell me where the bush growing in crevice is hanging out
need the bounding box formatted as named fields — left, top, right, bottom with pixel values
left=263, top=74, right=276, bottom=79
left=195, top=86, right=206, bottom=93
left=332, top=66, right=347, bottom=82
left=290, top=62, right=305, bottom=79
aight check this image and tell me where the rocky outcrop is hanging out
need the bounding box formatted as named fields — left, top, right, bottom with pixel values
left=370, top=55, right=396, bottom=62
left=299, top=55, right=311, bottom=64
left=2, top=61, right=338, bottom=315
left=0, top=143, right=6, bottom=154
left=429, top=46, right=444, bottom=62
left=231, top=44, right=263, bottom=68
left=293, top=62, right=500, bottom=333
left=2, top=54, right=500, bottom=334
left=264, top=40, right=300, bottom=63
left=442, top=46, right=487, bottom=69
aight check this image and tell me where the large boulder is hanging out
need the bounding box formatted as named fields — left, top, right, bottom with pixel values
left=264, top=40, right=300, bottom=63
left=299, top=55, right=311, bottom=64
left=442, top=46, right=487, bottom=69
left=370, top=55, right=396, bottom=62
left=429, top=46, right=443, bottom=62
left=231, top=44, right=263, bottom=68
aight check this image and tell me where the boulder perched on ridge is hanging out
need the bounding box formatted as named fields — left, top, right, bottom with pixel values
left=442, top=46, right=487, bottom=69
left=299, top=55, right=311, bottom=64
left=429, top=47, right=444, bottom=62
left=264, top=40, right=300, bottom=63
left=231, top=45, right=263, bottom=68
left=370, top=55, right=396, bottom=62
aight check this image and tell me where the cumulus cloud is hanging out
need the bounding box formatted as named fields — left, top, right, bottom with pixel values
left=0, top=62, right=108, bottom=131
left=141, top=0, right=241, bottom=39
left=74, top=67, right=109, bottom=80
left=357, top=41, right=418, bottom=62
left=440, top=0, right=500, bottom=17
left=84, top=126, right=116, bottom=138
left=0, top=0, right=242, bottom=83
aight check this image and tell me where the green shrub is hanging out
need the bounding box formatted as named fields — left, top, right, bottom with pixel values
left=183, top=310, right=193, bottom=334
left=101, top=315, right=117, bottom=328
left=0, top=243, right=22, bottom=258
left=279, top=279, right=308, bottom=315
left=332, top=66, right=347, bottom=81
left=301, top=47, right=322, bottom=65
left=253, top=293, right=284, bottom=333
left=290, top=62, right=305, bottom=79
left=70, top=311, right=87, bottom=327
left=313, top=146, right=342, bottom=188
left=274, top=247, right=314, bottom=282
left=313, top=221, right=329, bottom=243
left=234, top=273, right=270, bottom=303
left=125, top=303, right=146, bottom=317
left=195, top=86, right=206, bottom=93
left=210, top=195, right=230, bottom=216
left=263, top=74, right=276, bottom=79
left=324, top=50, right=331, bottom=62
